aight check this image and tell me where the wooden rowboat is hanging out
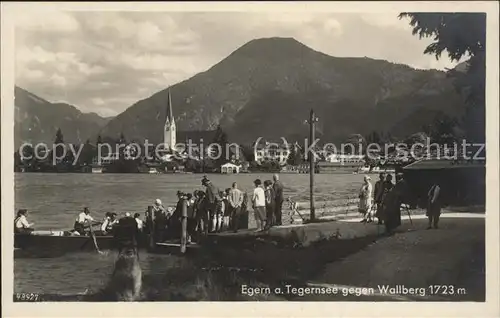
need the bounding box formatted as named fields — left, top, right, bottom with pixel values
left=14, top=230, right=149, bottom=258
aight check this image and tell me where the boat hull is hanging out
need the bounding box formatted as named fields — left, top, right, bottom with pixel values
left=14, top=233, right=149, bottom=258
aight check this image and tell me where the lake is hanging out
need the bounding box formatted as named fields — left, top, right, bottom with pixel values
left=13, top=172, right=365, bottom=295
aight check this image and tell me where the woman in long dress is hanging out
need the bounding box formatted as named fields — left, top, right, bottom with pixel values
left=383, top=175, right=406, bottom=234
left=358, top=176, right=373, bottom=223
left=376, top=174, right=394, bottom=224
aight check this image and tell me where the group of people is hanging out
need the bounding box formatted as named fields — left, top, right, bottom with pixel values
left=15, top=171, right=444, bottom=249
left=250, top=175, right=285, bottom=232
left=72, top=207, right=144, bottom=236
left=358, top=172, right=442, bottom=234
left=144, top=174, right=286, bottom=244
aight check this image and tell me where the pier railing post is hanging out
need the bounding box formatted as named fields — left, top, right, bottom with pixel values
left=180, top=199, right=188, bottom=254
left=307, top=109, right=318, bottom=222
left=147, top=205, right=155, bottom=250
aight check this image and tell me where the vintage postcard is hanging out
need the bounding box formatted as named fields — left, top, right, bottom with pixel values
left=2, top=1, right=499, bottom=317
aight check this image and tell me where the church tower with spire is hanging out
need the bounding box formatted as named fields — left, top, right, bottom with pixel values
left=164, top=89, right=176, bottom=151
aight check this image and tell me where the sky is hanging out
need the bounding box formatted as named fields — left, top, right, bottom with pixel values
left=15, top=11, right=463, bottom=118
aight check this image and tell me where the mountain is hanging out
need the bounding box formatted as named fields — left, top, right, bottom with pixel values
left=14, top=86, right=112, bottom=148
left=98, top=37, right=466, bottom=145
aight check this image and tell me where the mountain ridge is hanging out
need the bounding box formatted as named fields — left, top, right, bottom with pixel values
left=22, top=37, right=466, bottom=147
left=14, top=86, right=112, bottom=148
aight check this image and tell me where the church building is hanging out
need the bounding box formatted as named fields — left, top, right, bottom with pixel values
left=163, top=89, right=176, bottom=151
left=159, top=89, right=218, bottom=162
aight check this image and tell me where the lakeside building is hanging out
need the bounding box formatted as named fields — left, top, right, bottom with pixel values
left=254, top=141, right=291, bottom=166
left=403, top=157, right=485, bottom=207
left=221, top=162, right=242, bottom=174
left=325, top=153, right=365, bottom=165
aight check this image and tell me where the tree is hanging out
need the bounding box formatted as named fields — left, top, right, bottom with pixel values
left=399, top=13, right=485, bottom=142
left=366, top=131, right=382, bottom=146
left=428, top=112, right=461, bottom=145
left=212, top=125, right=229, bottom=166
left=241, top=145, right=255, bottom=163
left=118, top=132, right=126, bottom=144
left=54, top=128, right=65, bottom=161
left=54, top=128, right=64, bottom=144
left=79, top=139, right=96, bottom=166
left=405, top=132, right=428, bottom=146
left=345, top=134, right=365, bottom=154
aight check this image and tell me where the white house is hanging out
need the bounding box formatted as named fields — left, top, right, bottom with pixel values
left=325, top=153, right=365, bottom=165
left=221, top=162, right=241, bottom=174
left=254, top=141, right=291, bottom=166
left=94, top=152, right=120, bottom=165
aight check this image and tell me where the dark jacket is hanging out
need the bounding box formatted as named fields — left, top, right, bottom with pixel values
left=205, top=183, right=221, bottom=204
left=173, top=199, right=183, bottom=219
left=374, top=180, right=384, bottom=203
left=265, top=187, right=276, bottom=208
left=273, top=180, right=284, bottom=203
left=113, top=216, right=140, bottom=249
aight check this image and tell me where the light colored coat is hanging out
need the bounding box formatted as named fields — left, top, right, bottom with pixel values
left=358, top=181, right=373, bottom=214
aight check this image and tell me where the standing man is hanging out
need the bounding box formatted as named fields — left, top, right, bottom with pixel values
left=426, top=180, right=442, bottom=229
left=185, top=193, right=196, bottom=243
left=202, top=176, right=222, bottom=232
left=228, top=182, right=244, bottom=233
left=383, top=173, right=406, bottom=235
left=373, top=173, right=386, bottom=224
left=272, top=174, right=284, bottom=226
left=252, top=179, right=267, bottom=232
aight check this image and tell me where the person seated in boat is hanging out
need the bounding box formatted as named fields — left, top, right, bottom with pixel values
left=73, top=207, right=97, bottom=235
left=134, top=213, right=143, bottom=231
left=14, top=209, right=34, bottom=234
left=101, top=212, right=119, bottom=235
left=100, top=212, right=112, bottom=234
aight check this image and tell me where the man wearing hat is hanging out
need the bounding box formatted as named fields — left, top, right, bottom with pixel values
left=202, top=176, right=223, bottom=232
left=384, top=172, right=407, bottom=234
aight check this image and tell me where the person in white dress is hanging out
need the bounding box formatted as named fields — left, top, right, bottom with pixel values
left=358, top=176, right=374, bottom=223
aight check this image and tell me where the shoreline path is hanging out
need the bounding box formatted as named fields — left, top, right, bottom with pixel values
left=293, top=211, right=486, bottom=301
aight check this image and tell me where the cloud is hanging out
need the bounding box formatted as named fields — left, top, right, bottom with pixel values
left=14, top=11, right=462, bottom=117
left=16, top=11, right=80, bottom=33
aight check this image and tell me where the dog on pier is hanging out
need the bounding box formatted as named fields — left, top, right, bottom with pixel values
left=103, top=247, right=142, bottom=301
left=102, top=213, right=142, bottom=301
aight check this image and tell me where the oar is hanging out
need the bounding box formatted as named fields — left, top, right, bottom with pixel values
left=88, top=222, right=104, bottom=254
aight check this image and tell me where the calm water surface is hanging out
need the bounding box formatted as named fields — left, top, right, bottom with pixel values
left=14, top=172, right=364, bottom=295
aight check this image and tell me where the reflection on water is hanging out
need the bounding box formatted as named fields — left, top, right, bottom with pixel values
left=14, top=173, right=363, bottom=295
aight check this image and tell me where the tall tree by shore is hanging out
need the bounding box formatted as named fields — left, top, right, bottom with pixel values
left=399, top=13, right=486, bottom=143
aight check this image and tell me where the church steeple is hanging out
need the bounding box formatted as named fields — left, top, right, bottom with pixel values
left=164, top=88, right=176, bottom=151
left=166, top=88, right=174, bottom=125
